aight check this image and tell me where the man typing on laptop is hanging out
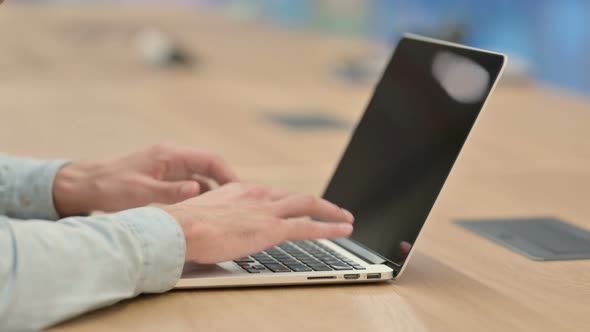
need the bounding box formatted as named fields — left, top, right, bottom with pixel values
left=0, top=143, right=354, bottom=331
left=0, top=2, right=506, bottom=325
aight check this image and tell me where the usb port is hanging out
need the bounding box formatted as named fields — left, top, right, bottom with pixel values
left=344, top=274, right=360, bottom=280
left=366, top=273, right=381, bottom=280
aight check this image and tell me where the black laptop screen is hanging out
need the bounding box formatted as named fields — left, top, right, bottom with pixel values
left=323, top=36, right=505, bottom=269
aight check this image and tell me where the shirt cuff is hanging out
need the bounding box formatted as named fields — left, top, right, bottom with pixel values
left=0, top=155, right=70, bottom=220
left=116, top=207, right=187, bottom=293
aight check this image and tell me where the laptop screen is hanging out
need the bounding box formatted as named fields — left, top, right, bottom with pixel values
left=323, top=36, right=505, bottom=270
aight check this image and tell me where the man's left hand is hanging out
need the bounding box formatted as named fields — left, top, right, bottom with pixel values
left=53, top=142, right=238, bottom=217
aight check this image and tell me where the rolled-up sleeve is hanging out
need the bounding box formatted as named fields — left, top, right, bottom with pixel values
left=0, top=207, right=186, bottom=332
left=0, top=154, right=69, bottom=221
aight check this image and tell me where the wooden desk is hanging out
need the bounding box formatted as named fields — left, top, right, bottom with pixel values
left=1, top=6, right=588, bottom=332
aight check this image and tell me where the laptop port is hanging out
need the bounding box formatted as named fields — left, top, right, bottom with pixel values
left=307, top=276, right=336, bottom=280
left=366, top=273, right=381, bottom=280
left=344, top=274, right=360, bottom=280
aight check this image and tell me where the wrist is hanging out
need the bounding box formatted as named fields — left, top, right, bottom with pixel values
left=53, top=161, right=102, bottom=217
left=160, top=204, right=189, bottom=233
left=160, top=204, right=200, bottom=261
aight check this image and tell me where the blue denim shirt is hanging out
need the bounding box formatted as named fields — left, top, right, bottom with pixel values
left=0, top=154, right=186, bottom=331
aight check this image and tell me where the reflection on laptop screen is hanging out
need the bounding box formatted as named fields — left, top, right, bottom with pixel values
left=323, top=36, right=505, bottom=269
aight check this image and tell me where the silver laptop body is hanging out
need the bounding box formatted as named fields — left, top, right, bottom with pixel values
left=175, top=34, right=506, bottom=289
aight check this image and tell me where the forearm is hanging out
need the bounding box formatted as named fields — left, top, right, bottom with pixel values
left=0, top=154, right=69, bottom=220
left=0, top=207, right=185, bottom=331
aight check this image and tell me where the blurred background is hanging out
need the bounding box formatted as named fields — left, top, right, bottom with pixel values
left=187, top=0, right=590, bottom=93
left=12, top=0, right=590, bottom=93
left=1, top=0, right=589, bottom=194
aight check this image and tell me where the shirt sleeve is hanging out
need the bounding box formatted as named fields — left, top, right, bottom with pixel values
left=0, top=154, right=69, bottom=221
left=0, top=207, right=186, bottom=332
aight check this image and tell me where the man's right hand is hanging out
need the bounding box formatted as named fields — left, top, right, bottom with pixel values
left=161, top=183, right=354, bottom=264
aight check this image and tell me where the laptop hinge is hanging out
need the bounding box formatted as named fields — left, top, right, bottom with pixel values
left=331, top=238, right=401, bottom=276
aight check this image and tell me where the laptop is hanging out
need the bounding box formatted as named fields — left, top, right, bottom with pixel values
left=176, top=34, right=506, bottom=288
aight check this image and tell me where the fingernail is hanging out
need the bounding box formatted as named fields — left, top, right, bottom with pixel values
left=339, top=223, right=353, bottom=232
left=341, top=208, right=355, bottom=223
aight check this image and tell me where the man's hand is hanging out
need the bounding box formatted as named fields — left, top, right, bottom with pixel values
left=161, top=183, right=354, bottom=264
left=53, top=143, right=238, bottom=217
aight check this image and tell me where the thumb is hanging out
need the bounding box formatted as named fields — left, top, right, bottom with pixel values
left=150, top=180, right=200, bottom=204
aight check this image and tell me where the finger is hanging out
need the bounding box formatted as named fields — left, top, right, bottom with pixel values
left=191, top=174, right=213, bottom=193
left=284, top=219, right=353, bottom=241
left=273, top=195, right=354, bottom=223
left=227, top=183, right=292, bottom=201
left=148, top=180, right=200, bottom=204
left=268, top=189, right=293, bottom=201
left=399, top=241, right=412, bottom=258
left=174, top=147, right=239, bottom=184
left=194, top=178, right=212, bottom=193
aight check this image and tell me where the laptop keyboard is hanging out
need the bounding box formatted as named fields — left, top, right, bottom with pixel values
left=234, top=240, right=367, bottom=273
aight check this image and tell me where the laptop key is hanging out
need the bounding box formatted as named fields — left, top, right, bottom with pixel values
left=278, top=262, right=299, bottom=266
left=257, top=261, right=278, bottom=266
left=311, top=266, right=333, bottom=271
left=330, top=265, right=354, bottom=271
left=251, top=265, right=267, bottom=270
left=295, top=254, right=309, bottom=258
left=279, top=257, right=299, bottom=263
left=234, top=257, right=254, bottom=263
left=257, top=258, right=278, bottom=263
left=307, top=262, right=331, bottom=267
left=263, top=263, right=291, bottom=272
left=272, top=255, right=291, bottom=260
left=285, top=263, right=312, bottom=272
left=308, top=264, right=332, bottom=270
left=299, top=259, right=318, bottom=264
left=267, top=254, right=285, bottom=258
left=301, top=261, right=322, bottom=266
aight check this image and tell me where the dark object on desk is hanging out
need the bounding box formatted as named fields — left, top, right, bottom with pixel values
left=455, top=217, right=590, bottom=261
left=135, top=28, right=194, bottom=68
left=265, top=112, right=350, bottom=131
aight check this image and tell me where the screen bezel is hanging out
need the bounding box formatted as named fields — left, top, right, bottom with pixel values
left=324, top=34, right=507, bottom=276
